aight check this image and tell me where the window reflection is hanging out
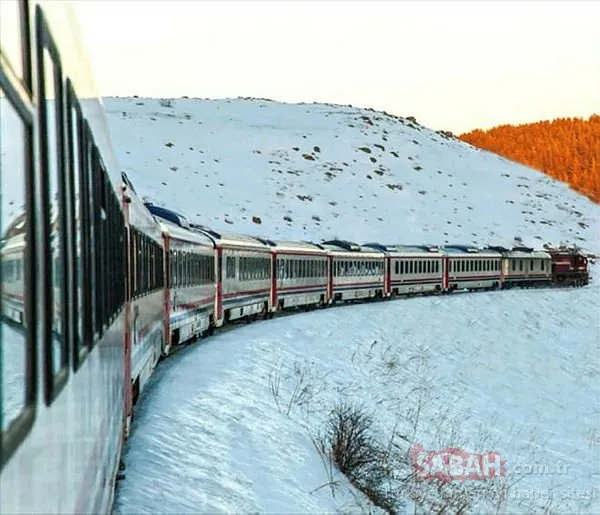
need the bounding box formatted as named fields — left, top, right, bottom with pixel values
left=1, top=86, right=28, bottom=431
left=43, top=48, right=64, bottom=375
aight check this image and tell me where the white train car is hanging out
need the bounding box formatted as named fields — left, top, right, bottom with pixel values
left=320, top=240, right=385, bottom=302
left=502, top=247, right=552, bottom=287
left=195, top=228, right=273, bottom=325
left=121, top=175, right=165, bottom=418
left=272, top=240, right=329, bottom=310
left=145, top=204, right=217, bottom=351
left=444, top=245, right=503, bottom=291
left=2, top=1, right=127, bottom=513
left=365, top=243, right=445, bottom=296
left=162, top=219, right=216, bottom=349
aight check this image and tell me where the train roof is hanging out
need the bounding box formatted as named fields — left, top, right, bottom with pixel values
left=192, top=227, right=273, bottom=251
left=320, top=240, right=384, bottom=258
left=159, top=219, right=215, bottom=247
left=145, top=202, right=192, bottom=229
left=270, top=240, right=328, bottom=254
left=506, top=250, right=551, bottom=259
left=363, top=243, right=443, bottom=256
left=442, top=245, right=502, bottom=257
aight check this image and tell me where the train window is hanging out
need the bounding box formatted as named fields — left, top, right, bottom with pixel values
left=0, top=0, right=31, bottom=90
left=530, top=260, right=534, bottom=271
left=519, top=260, right=523, bottom=272
left=1, top=76, right=36, bottom=464
left=170, top=250, right=176, bottom=286
left=226, top=256, right=234, bottom=279
left=541, top=259, right=545, bottom=271
left=66, top=83, right=87, bottom=369
left=38, top=26, right=69, bottom=401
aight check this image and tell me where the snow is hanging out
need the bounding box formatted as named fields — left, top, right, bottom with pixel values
left=106, top=97, right=600, bottom=513
left=113, top=280, right=600, bottom=514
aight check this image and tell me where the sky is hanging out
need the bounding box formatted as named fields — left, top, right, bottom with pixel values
left=73, top=0, right=600, bottom=134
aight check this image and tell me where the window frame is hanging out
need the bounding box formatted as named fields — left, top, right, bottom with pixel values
left=36, top=6, right=70, bottom=405
left=0, top=60, right=37, bottom=469
left=65, top=80, right=89, bottom=371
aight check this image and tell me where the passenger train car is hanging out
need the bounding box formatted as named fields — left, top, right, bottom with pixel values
left=0, top=1, right=592, bottom=514
left=272, top=240, right=329, bottom=310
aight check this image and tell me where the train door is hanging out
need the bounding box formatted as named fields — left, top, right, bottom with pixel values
left=215, top=247, right=223, bottom=326
left=161, top=230, right=171, bottom=355
left=121, top=184, right=133, bottom=437
left=442, top=256, right=449, bottom=291
left=326, top=255, right=333, bottom=303
left=502, top=257, right=509, bottom=279
left=384, top=256, right=391, bottom=297
left=270, top=251, right=277, bottom=312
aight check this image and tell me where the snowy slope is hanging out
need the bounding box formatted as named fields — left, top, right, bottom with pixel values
left=113, top=277, right=600, bottom=514
left=105, top=97, right=600, bottom=514
left=104, top=97, right=599, bottom=253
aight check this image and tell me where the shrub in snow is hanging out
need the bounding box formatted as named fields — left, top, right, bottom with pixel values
left=319, top=403, right=397, bottom=513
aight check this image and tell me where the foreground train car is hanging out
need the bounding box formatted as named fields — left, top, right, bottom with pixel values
left=0, top=2, right=592, bottom=514
left=1, top=1, right=126, bottom=512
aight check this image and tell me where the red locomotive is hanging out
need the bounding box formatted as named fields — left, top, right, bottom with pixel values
left=546, top=247, right=590, bottom=287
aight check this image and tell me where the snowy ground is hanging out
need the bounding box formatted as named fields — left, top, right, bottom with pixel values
left=113, top=274, right=600, bottom=514
left=106, top=97, right=600, bottom=513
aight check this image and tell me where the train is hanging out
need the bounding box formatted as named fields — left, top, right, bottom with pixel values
left=0, top=1, right=592, bottom=513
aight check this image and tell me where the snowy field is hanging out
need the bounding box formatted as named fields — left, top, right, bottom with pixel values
left=106, top=97, right=600, bottom=513
left=113, top=275, right=600, bottom=514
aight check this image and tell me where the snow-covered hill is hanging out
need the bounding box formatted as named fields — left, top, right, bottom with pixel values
left=104, top=97, right=599, bottom=253
left=105, top=97, right=600, bottom=514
